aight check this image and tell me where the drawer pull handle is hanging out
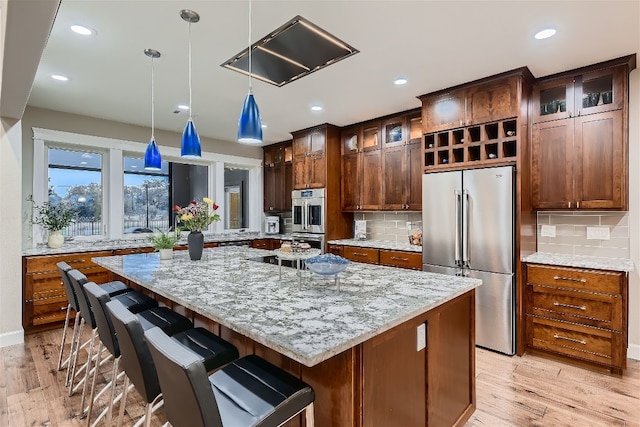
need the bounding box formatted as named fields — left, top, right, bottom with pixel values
left=60, top=306, right=68, bottom=311
left=553, top=333, right=586, bottom=345
left=352, top=252, right=368, bottom=257
left=68, top=259, right=86, bottom=264
left=553, top=276, right=586, bottom=283
left=553, top=302, right=587, bottom=311
left=390, top=256, right=409, bottom=261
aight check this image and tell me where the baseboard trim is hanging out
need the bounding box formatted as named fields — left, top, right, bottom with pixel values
left=628, top=343, right=640, bottom=361
left=0, top=329, right=24, bottom=348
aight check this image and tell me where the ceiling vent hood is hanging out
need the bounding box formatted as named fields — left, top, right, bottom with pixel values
left=221, top=15, right=359, bottom=87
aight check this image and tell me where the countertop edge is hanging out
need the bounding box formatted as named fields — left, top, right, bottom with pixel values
left=328, top=239, right=422, bottom=253
left=522, top=252, right=634, bottom=272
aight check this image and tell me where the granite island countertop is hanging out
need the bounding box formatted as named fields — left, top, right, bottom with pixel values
left=328, top=238, right=422, bottom=253
left=93, top=246, right=480, bottom=367
left=522, top=252, right=634, bottom=272
left=22, top=232, right=292, bottom=257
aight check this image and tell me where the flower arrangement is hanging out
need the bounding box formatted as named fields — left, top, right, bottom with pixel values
left=28, top=195, right=77, bottom=232
left=173, top=197, right=221, bottom=232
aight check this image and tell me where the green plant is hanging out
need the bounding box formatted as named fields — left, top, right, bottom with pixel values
left=28, top=195, right=77, bottom=232
left=149, top=229, right=181, bottom=250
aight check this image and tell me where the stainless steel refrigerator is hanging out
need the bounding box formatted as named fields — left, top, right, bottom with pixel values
left=422, top=166, right=515, bottom=355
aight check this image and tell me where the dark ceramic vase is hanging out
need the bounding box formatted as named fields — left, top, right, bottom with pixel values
left=187, top=231, right=204, bottom=261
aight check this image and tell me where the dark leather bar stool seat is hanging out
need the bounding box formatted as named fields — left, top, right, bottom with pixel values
left=145, top=326, right=315, bottom=427
left=106, top=300, right=239, bottom=427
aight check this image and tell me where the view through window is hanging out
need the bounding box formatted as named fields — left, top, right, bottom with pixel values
left=123, top=157, right=170, bottom=233
left=48, top=147, right=102, bottom=236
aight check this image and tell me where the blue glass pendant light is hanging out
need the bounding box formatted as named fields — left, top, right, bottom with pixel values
left=180, top=9, right=202, bottom=158
left=237, top=0, right=262, bottom=144
left=144, top=48, right=162, bottom=170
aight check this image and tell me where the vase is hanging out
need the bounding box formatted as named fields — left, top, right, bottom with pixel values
left=187, top=231, right=204, bottom=261
left=159, top=248, right=173, bottom=260
left=48, top=230, right=64, bottom=249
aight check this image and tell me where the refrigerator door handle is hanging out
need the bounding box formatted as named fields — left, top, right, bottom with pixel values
left=462, top=190, right=470, bottom=268
left=455, top=190, right=462, bottom=267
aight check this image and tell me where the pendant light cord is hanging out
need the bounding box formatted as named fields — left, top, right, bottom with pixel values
left=188, top=20, right=193, bottom=119
left=248, top=0, right=253, bottom=93
left=151, top=56, right=155, bottom=140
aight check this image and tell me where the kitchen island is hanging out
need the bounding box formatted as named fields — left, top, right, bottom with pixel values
left=93, top=246, right=481, bottom=427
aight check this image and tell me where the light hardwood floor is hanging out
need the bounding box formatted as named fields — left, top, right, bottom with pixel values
left=1, top=328, right=639, bottom=426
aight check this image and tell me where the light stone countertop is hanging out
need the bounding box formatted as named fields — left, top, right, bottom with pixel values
left=93, top=246, right=480, bottom=367
left=328, top=239, right=422, bottom=253
left=22, top=232, right=291, bottom=257
left=522, top=252, right=634, bottom=272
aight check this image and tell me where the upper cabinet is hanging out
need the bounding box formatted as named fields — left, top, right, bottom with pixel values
left=293, top=127, right=329, bottom=189
left=533, top=65, right=627, bottom=124
left=531, top=56, right=635, bottom=210
left=420, top=75, right=521, bottom=134
left=420, top=69, right=533, bottom=172
left=341, top=123, right=382, bottom=211
left=263, top=141, right=293, bottom=212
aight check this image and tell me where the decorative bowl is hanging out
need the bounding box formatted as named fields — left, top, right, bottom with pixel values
left=306, top=254, right=349, bottom=276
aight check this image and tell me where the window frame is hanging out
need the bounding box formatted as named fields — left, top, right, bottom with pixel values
left=31, top=128, right=263, bottom=247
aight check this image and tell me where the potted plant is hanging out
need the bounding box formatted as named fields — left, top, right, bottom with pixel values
left=173, top=197, right=221, bottom=260
left=28, top=196, right=77, bottom=249
left=149, top=229, right=181, bottom=260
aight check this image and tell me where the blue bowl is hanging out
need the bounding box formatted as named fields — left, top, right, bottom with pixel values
left=306, top=254, right=349, bottom=276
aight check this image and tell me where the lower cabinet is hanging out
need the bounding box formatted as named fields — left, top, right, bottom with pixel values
left=251, top=238, right=282, bottom=250
left=330, top=244, right=422, bottom=270
left=525, top=263, right=628, bottom=374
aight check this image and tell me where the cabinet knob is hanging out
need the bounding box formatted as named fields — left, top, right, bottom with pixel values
left=568, top=201, right=571, bottom=208
left=577, top=201, right=580, bottom=209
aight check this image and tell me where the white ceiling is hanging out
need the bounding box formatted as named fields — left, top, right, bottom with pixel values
left=27, top=1, right=639, bottom=146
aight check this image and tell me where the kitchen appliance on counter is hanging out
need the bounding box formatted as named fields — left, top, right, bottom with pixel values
left=292, top=189, right=325, bottom=234
left=265, top=216, right=280, bottom=234
left=422, top=166, right=515, bottom=355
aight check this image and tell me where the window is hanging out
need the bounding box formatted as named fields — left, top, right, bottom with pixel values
left=224, top=168, right=249, bottom=230
left=48, top=147, right=102, bottom=236
left=123, top=157, right=169, bottom=233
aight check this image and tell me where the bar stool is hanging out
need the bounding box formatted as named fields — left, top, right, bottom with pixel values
left=66, top=269, right=158, bottom=412
left=56, top=261, right=129, bottom=382
left=145, top=326, right=315, bottom=427
left=82, top=282, right=195, bottom=427
left=106, top=299, right=239, bottom=427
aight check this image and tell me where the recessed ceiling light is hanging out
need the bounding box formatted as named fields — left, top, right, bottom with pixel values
left=70, top=25, right=94, bottom=36
left=394, top=77, right=408, bottom=85
left=311, top=105, right=323, bottom=111
left=534, top=28, right=556, bottom=40
left=51, top=74, right=70, bottom=81
left=177, top=104, right=190, bottom=110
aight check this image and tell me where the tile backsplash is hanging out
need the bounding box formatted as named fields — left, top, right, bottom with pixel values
left=354, top=212, right=422, bottom=243
left=537, top=211, right=629, bottom=258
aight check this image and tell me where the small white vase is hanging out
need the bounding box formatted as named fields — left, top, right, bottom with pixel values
left=159, top=248, right=173, bottom=260
left=48, top=230, right=64, bottom=249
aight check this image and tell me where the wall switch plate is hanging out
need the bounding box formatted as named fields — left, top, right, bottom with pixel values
left=540, top=225, right=556, bottom=238
left=416, top=323, right=426, bottom=351
left=587, top=226, right=610, bottom=240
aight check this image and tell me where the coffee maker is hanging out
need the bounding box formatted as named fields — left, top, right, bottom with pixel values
left=265, top=216, right=280, bottom=234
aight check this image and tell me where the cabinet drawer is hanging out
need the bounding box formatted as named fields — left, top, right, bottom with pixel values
left=113, top=247, right=154, bottom=256
left=344, top=247, right=379, bottom=264
left=26, top=295, right=69, bottom=326
left=25, top=251, right=114, bottom=273
left=527, top=316, right=622, bottom=368
left=26, top=266, right=112, bottom=301
left=379, top=250, right=422, bottom=270
left=251, top=239, right=270, bottom=249
left=527, top=264, right=622, bottom=294
left=327, top=244, right=344, bottom=257
left=527, top=284, right=622, bottom=331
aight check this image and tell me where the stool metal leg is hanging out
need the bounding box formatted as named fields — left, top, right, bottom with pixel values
left=67, top=317, right=86, bottom=390
left=56, top=304, right=72, bottom=371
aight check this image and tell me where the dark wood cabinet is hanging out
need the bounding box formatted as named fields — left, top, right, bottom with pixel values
left=382, top=140, right=422, bottom=210
left=422, top=89, right=466, bottom=133
left=340, top=123, right=383, bottom=211
left=531, top=56, right=633, bottom=210
left=525, top=263, right=628, bottom=374
left=293, top=127, right=329, bottom=190
left=334, top=244, right=422, bottom=270
left=263, top=141, right=293, bottom=212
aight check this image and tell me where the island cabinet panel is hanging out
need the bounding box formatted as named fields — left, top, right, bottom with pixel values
left=23, top=250, right=113, bottom=333
left=525, top=263, right=628, bottom=374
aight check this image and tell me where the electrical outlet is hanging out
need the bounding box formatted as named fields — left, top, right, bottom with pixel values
left=416, top=324, right=426, bottom=351
left=406, top=221, right=412, bottom=230
left=587, top=226, right=610, bottom=240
